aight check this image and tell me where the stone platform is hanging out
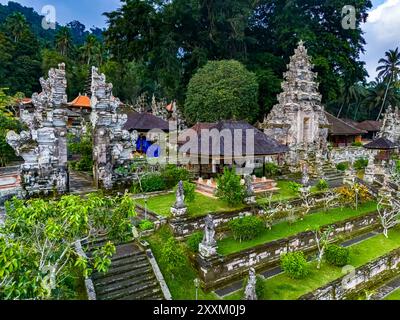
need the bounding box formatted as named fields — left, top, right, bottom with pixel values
left=195, top=176, right=279, bottom=197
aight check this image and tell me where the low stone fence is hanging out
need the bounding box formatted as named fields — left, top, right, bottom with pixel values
left=196, top=211, right=380, bottom=290
left=300, top=247, right=400, bottom=300
left=330, top=147, right=369, bottom=164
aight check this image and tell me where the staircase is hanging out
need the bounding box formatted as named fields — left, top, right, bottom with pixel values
left=321, top=162, right=345, bottom=187
left=89, top=241, right=164, bottom=300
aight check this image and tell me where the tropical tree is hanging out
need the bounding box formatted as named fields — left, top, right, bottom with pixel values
left=0, top=193, right=136, bottom=299
left=81, top=34, right=101, bottom=66
left=376, top=48, right=400, bottom=120
left=3, top=12, right=28, bottom=42
left=55, top=27, right=73, bottom=56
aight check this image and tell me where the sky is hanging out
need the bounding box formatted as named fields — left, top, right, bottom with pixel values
left=0, top=0, right=399, bottom=81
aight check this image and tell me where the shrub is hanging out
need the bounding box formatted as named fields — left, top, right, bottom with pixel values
left=354, top=158, right=368, bottom=170
left=351, top=141, right=363, bottom=147
left=140, top=173, right=167, bottom=192
left=139, top=219, right=154, bottom=231
left=336, top=162, right=349, bottom=171
left=182, top=181, right=196, bottom=203
left=288, top=181, right=302, bottom=193
left=337, top=184, right=372, bottom=207
left=161, top=165, right=190, bottom=189
left=280, top=251, right=309, bottom=279
left=186, top=232, right=203, bottom=253
left=264, top=162, right=280, bottom=177
left=325, top=245, right=350, bottom=267
left=160, top=237, right=187, bottom=275
left=316, top=179, right=329, bottom=191
left=216, top=168, right=246, bottom=206
left=228, top=216, right=265, bottom=242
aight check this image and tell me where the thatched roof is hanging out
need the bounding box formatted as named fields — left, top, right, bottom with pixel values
left=356, top=120, right=382, bottom=132
left=179, top=120, right=289, bottom=157
left=363, top=137, right=398, bottom=150
left=325, top=112, right=367, bottom=136
left=123, top=112, right=170, bottom=132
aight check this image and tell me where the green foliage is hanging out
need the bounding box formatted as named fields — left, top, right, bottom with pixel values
left=161, top=165, right=191, bottom=189
left=288, top=181, right=302, bottom=193
left=228, top=216, right=265, bottom=242
left=325, top=245, right=350, bottom=267
left=280, top=251, right=309, bottom=279
left=216, top=168, right=246, bottom=206
left=336, top=162, right=349, bottom=172
left=186, top=232, right=204, bottom=253
left=160, top=237, right=187, bottom=275
left=316, top=179, right=329, bottom=191
left=352, top=141, right=363, bottom=147
left=67, top=130, right=93, bottom=172
left=139, top=219, right=154, bottom=231
left=140, top=172, right=167, bottom=192
left=0, top=193, right=136, bottom=299
left=182, top=181, right=196, bottom=203
left=354, top=158, right=369, bottom=170
left=185, top=60, right=259, bottom=124
left=264, top=162, right=280, bottom=177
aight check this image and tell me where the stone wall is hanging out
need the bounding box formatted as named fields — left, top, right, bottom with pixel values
left=196, top=211, right=380, bottom=290
left=329, top=147, right=370, bottom=164
left=300, top=247, right=400, bottom=300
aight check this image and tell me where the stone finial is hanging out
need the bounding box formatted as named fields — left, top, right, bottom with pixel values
left=244, top=268, right=258, bottom=300
left=170, top=181, right=188, bottom=217
left=244, top=175, right=256, bottom=204
left=301, top=164, right=310, bottom=186
left=199, top=214, right=218, bottom=258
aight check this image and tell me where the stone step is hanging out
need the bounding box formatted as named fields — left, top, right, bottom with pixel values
left=92, top=260, right=150, bottom=280
left=95, top=272, right=157, bottom=296
left=118, top=286, right=163, bottom=301
left=97, top=280, right=161, bottom=300
left=94, top=265, right=153, bottom=287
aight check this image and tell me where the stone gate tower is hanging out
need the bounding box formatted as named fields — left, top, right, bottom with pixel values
left=6, top=63, right=69, bottom=196
left=260, top=41, right=329, bottom=170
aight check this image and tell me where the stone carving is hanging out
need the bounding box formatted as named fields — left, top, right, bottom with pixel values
left=301, top=164, right=310, bottom=186
left=151, top=94, right=169, bottom=121
left=6, top=63, right=69, bottom=196
left=244, top=175, right=256, bottom=204
left=244, top=268, right=258, bottom=300
left=364, top=151, right=377, bottom=184
left=378, top=105, right=400, bottom=144
left=170, top=180, right=188, bottom=217
left=91, top=67, right=136, bottom=189
left=199, top=214, right=218, bottom=258
left=260, top=41, right=329, bottom=170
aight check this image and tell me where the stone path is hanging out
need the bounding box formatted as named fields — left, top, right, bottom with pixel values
left=214, top=230, right=379, bottom=298
left=69, top=171, right=97, bottom=195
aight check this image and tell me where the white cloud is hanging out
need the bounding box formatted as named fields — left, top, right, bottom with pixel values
left=361, top=0, right=400, bottom=80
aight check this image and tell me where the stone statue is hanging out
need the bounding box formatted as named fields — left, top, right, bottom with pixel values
left=301, top=164, right=310, bottom=186
left=199, top=214, right=218, bottom=258
left=244, top=175, right=256, bottom=204
left=244, top=268, right=258, bottom=300
left=170, top=180, right=188, bottom=217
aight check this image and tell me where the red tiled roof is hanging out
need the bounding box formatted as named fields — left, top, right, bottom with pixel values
left=68, top=95, right=91, bottom=108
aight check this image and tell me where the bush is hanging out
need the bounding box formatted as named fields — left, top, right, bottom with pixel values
left=280, top=251, right=309, bottom=279
left=351, top=141, right=363, bottom=147
left=216, top=168, right=246, bottom=206
left=160, top=237, right=187, bottom=275
left=325, top=245, right=350, bottom=267
left=139, top=219, right=154, bottom=231
left=336, top=162, right=349, bottom=171
left=264, top=162, right=280, bottom=177
left=161, top=165, right=190, bottom=189
left=288, top=181, right=302, bottom=193
left=354, top=158, right=368, bottom=170
left=182, top=181, right=196, bottom=203
left=140, top=173, right=167, bottom=192
left=316, top=179, right=329, bottom=191
left=228, top=216, right=265, bottom=242
left=186, top=232, right=203, bottom=253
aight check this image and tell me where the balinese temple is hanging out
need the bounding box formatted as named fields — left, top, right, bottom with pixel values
left=356, top=120, right=382, bottom=140
left=364, top=137, right=398, bottom=161
left=67, top=94, right=91, bottom=126
left=324, top=112, right=366, bottom=147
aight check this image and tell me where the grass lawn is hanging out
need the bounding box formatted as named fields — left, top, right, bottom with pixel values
left=145, top=227, right=218, bottom=300
left=218, top=201, right=377, bottom=256
left=384, top=288, right=400, bottom=300
left=256, top=180, right=319, bottom=204
left=137, top=192, right=245, bottom=218
left=225, top=227, right=400, bottom=300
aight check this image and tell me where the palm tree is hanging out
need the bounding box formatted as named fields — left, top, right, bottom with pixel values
left=375, top=47, right=400, bottom=120
left=55, top=27, right=73, bottom=56
left=81, top=35, right=101, bottom=65
left=5, top=12, right=28, bottom=42
left=362, top=80, right=399, bottom=119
